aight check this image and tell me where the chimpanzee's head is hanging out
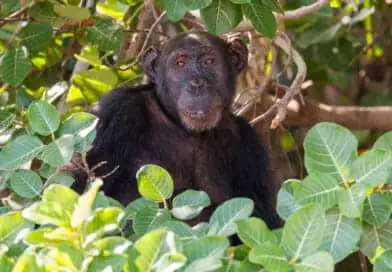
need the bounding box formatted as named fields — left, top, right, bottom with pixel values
left=143, top=31, right=248, bottom=131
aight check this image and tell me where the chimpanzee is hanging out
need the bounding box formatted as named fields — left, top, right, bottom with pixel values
left=73, top=31, right=280, bottom=229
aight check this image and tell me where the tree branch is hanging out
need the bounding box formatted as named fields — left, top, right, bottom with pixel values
left=247, top=94, right=392, bottom=131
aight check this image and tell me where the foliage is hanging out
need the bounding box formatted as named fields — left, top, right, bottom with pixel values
left=1, top=0, right=391, bottom=271
left=0, top=120, right=390, bottom=270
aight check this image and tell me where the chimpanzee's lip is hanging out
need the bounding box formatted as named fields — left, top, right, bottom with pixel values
left=183, top=109, right=210, bottom=120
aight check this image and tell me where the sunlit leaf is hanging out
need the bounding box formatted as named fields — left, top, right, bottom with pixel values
left=295, top=251, right=334, bottom=272
left=248, top=242, right=290, bottom=272
left=171, top=189, right=211, bottom=220
left=236, top=217, right=277, bottom=247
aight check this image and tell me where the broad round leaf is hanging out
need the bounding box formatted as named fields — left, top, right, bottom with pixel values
left=350, top=149, right=392, bottom=188
left=295, top=251, right=334, bottom=272
left=277, top=179, right=302, bottom=220
left=183, top=236, right=229, bottom=272
left=43, top=184, right=79, bottom=214
left=18, top=22, right=52, bottom=53
left=134, top=229, right=168, bottom=272
left=39, top=135, right=74, bottom=167
left=359, top=220, right=392, bottom=257
left=248, top=242, right=290, bottom=272
left=10, top=170, right=43, bottom=198
left=363, top=192, right=392, bottom=227
left=85, top=18, right=124, bottom=52
left=319, top=208, right=362, bottom=263
left=0, top=135, right=43, bottom=171
left=59, top=112, right=98, bottom=153
left=236, top=217, right=278, bottom=247
left=84, top=207, right=124, bottom=245
left=54, top=5, right=91, bottom=20
left=171, top=189, right=211, bottom=220
left=242, top=0, right=277, bottom=38
left=23, top=201, right=71, bottom=227
left=133, top=206, right=171, bottom=236
left=71, top=179, right=103, bottom=228
left=374, top=131, right=392, bottom=151
left=282, top=205, right=326, bottom=260
left=48, top=172, right=75, bottom=187
left=28, top=2, right=59, bottom=24
left=124, top=198, right=158, bottom=220
left=159, top=221, right=197, bottom=239
left=0, top=211, right=26, bottom=242
left=304, top=122, right=358, bottom=184
left=294, top=172, right=341, bottom=209
left=28, top=101, right=60, bottom=136
left=0, top=46, right=32, bottom=87
left=184, top=0, right=213, bottom=10
left=164, top=0, right=188, bottom=22
left=85, top=255, right=126, bottom=272
left=208, top=197, right=254, bottom=236
left=201, top=0, right=242, bottom=35
left=136, top=164, right=174, bottom=202
left=0, top=110, right=15, bottom=134
left=338, top=184, right=365, bottom=218
left=374, top=250, right=392, bottom=272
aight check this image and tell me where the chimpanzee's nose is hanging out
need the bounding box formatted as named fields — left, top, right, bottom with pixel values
left=190, top=77, right=205, bottom=88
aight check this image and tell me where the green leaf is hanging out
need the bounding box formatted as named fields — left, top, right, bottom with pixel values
left=248, top=242, right=290, bottom=272
left=201, top=0, right=242, bottom=35
left=319, top=208, right=361, bottom=263
left=124, top=198, right=158, bottom=220
left=136, top=164, right=174, bottom=202
left=294, top=173, right=341, bottom=209
left=350, top=149, right=392, bottom=188
left=164, top=0, right=188, bottom=22
left=183, top=236, right=229, bottom=272
left=0, top=110, right=15, bottom=134
left=39, top=135, right=74, bottom=167
left=230, top=0, right=250, bottom=3
left=18, top=22, right=52, bottom=53
left=363, top=192, right=392, bottom=227
left=208, top=198, right=254, bottom=236
left=338, top=184, right=365, bottom=218
left=0, top=135, right=43, bottom=171
left=12, top=253, right=43, bottom=272
left=236, top=217, right=277, bottom=247
left=23, top=201, right=71, bottom=227
left=359, top=220, right=392, bottom=257
left=85, top=255, right=126, bottom=272
left=59, top=112, right=98, bottom=153
left=43, top=184, right=78, bottom=214
left=92, top=237, right=132, bottom=254
left=48, top=172, right=75, bottom=187
left=374, top=250, right=392, bottom=272
left=192, top=222, right=210, bottom=237
left=298, top=23, right=342, bottom=48
left=0, top=211, right=26, bottom=242
left=24, top=228, right=78, bottom=247
left=85, top=18, right=124, bottom=52
left=282, top=205, right=326, bottom=260
left=28, top=1, right=59, bottom=24
left=374, top=131, right=392, bottom=151
left=171, top=189, right=211, bottom=220
left=28, top=101, right=60, bottom=136
left=295, top=251, right=334, bottom=272
left=261, top=0, right=281, bottom=12
left=304, top=122, right=358, bottom=184
left=0, top=46, right=32, bottom=87
left=54, top=5, right=91, bottom=20
left=74, top=45, right=102, bottom=66
left=71, top=179, right=103, bottom=228
left=277, top=179, right=302, bottom=220
left=10, top=170, right=43, bottom=198
left=134, top=229, right=168, bottom=272
left=184, top=0, right=213, bottom=10
left=133, top=206, right=171, bottom=235
left=83, top=207, right=124, bottom=245
left=242, top=0, right=277, bottom=38
left=159, top=221, right=197, bottom=239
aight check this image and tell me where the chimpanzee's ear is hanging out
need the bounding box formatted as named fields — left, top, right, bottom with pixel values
left=143, top=47, right=161, bottom=82
left=227, top=39, right=248, bottom=73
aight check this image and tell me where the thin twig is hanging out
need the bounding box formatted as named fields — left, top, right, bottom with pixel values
left=0, top=3, right=33, bottom=27
left=251, top=34, right=307, bottom=128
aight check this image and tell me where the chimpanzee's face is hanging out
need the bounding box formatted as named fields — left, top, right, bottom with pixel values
left=143, top=32, right=248, bottom=131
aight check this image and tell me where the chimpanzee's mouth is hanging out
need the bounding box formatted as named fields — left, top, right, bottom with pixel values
left=183, top=109, right=210, bottom=120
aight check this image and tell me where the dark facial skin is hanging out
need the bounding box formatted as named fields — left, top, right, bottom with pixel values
left=143, top=32, right=248, bottom=131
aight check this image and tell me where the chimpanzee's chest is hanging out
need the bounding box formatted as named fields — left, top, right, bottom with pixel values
left=134, top=127, right=237, bottom=206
